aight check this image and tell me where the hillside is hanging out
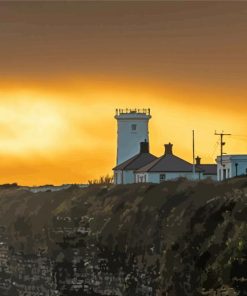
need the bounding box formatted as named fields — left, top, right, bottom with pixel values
left=0, top=177, right=247, bottom=295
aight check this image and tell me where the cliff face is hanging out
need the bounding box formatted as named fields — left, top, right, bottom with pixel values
left=0, top=177, right=247, bottom=295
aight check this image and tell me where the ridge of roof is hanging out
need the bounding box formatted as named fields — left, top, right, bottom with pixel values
left=137, top=153, right=203, bottom=173
left=139, top=156, right=161, bottom=172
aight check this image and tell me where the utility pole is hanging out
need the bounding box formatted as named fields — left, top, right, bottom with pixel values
left=214, top=131, right=231, bottom=164
left=192, top=130, right=195, bottom=177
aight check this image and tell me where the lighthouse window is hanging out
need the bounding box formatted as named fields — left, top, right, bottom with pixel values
left=131, top=124, right=137, bottom=131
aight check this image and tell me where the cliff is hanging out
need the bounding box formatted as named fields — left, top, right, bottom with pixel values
left=0, top=177, right=247, bottom=295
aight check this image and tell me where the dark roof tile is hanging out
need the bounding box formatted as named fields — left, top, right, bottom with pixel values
left=113, top=153, right=157, bottom=171
left=196, top=164, right=217, bottom=175
left=137, top=154, right=202, bottom=173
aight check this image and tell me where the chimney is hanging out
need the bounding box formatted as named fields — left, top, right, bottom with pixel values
left=164, top=143, right=173, bottom=155
left=140, top=139, right=149, bottom=153
left=195, top=156, right=201, bottom=165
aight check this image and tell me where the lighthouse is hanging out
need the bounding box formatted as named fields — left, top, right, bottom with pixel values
left=115, top=108, right=151, bottom=165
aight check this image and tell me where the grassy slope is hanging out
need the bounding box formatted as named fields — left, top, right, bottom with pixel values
left=0, top=177, right=247, bottom=295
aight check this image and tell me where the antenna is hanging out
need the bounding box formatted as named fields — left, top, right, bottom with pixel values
left=214, top=131, right=231, bottom=164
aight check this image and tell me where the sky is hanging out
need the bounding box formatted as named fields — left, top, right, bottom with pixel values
left=0, top=1, right=247, bottom=185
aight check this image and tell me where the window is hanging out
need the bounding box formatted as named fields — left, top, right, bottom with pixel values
left=160, top=174, right=166, bottom=182
left=131, top=124, right=137, bottom=131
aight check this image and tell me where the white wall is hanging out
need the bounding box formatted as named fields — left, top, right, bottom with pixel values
left=136, top=172, right=201, bottom=183
left=230, top=159, right=247, bottom=177
left=135, top=173, right=149, bottom=183
left=114, top=170, right=122, bottom=184
left=217, top=155, right=247, bottom=181
left=114, top=170, right=135, bottom=184
left=123, top=171, right=135, bottom=184
left=115, top=113, right=151, bottom=165
left=116, top=170, right=217, bottom=185
left=217, top=162, right=232, bottom=181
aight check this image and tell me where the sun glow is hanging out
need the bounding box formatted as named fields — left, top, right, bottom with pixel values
left=0, top=78, right=246, bottom=185
left=0, top=92, right=66, bottom=155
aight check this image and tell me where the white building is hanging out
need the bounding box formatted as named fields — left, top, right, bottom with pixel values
left=115, top=108, right=151, bottom=165
left=113, top=108, right=218, bottom=184
left=216, top=155, right=247, bottom=181
left=135, top=143, right=203, bottom=183
left=113, top=141, right=157, bottom=184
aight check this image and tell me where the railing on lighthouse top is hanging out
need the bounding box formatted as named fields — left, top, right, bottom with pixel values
left=115, top=108, right=151, bottom=116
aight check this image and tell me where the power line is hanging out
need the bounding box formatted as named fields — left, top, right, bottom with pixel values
left=230, top=135, right=247, bottom=142
left=210, top=140, right=220, bottom=160
left=192, top=130, right=195, bottom=176
left=230, top=134, right=247, bottom=137
left=231, top=137, right=247, bottom=143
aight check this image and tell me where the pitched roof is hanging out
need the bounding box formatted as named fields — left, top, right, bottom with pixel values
left=113, top=153, right=157, bottom=171
left=196, top=164, right=217, bottom=175
left=137, top=154, right=202, bottom=173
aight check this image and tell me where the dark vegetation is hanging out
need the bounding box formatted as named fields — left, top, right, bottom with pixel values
left=88, top=174, right=113, bottom=185
left=0, top=183, right=19, bottom=189
left=0, top=177, right=247, bottom=295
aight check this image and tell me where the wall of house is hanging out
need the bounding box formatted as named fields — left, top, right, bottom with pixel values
left=114, top=171, right=217, bottom=184
left=123, top=171, right=135, bottom=184
left=230, top=160, right=247, bottom=178
left=114, top=170, right=122, bottom=185
left=135, top=173, right=149, bottom=183
left=116, top=170, right=217, bottom=185
left=217, top=156, right=247, bottom=181
left=217, top=162, right=232, bottom=181
left=136, top=172, right=201, bottom=183
left=114, top=170, right=135, bottom=184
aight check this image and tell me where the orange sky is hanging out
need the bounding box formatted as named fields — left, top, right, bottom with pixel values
left=0, top=2, right=247, bottom=185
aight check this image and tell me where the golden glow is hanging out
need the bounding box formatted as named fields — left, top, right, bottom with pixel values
left=0, top=77, right=246, bottom=185
left=0, top=94, right=66, bottom=154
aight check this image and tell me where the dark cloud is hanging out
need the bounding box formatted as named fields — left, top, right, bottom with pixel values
left=0, top=1, right=247, bottom=91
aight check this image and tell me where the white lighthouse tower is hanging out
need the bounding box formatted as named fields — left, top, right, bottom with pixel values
left=115, top=108, right=151, bottom=165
